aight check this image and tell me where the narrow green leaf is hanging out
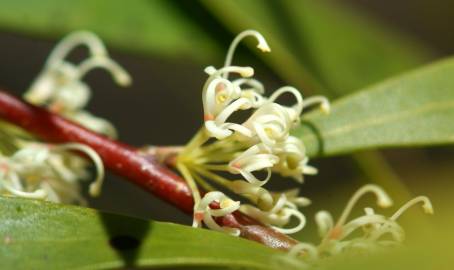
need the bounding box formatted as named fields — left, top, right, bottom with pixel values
left=0, top=196, right=282, bottom=269
left=280, top=0, right=431, bottom=94
left=296, top=58, right=454, bottom=157
left=0, top=0, right=220, bottom=61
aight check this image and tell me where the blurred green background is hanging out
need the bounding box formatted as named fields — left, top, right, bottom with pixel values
left=0, top=0, right=452, bottom=257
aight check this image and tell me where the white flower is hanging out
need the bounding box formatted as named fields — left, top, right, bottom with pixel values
left=267, top=86, right=304, bottom=122
left=313, top=185, right=432, bottom=255
left=24, top=31, right=131, bottom=138
left=273, top=136, right=317, bottom=183
left=228, top=143, right=279, bottom=186
left=0, top=142, right=104, bottom=203
left=177, top=29, right=331, bottom=236
left=201, top=29, right=271, bottom=140
left=240, top=193, right=307, bottom=234
left=233, top=78, right=266, bottom=108
left=240, top=102, right=294, bottom=146
left=202, top=66, right=256, bottom=139
left=0, top=155, right=48, bottom=199
left=193, top=191, right=241, bottom=236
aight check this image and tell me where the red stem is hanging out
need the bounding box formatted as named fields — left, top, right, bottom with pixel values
left=0, top=90, right=298, bottom=250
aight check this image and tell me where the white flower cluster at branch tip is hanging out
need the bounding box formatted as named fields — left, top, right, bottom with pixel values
left=0, top=134, right=104, bottom=204
left=24, top=31, right=132, bottom=138
left=280, top=184, right=433, bottom=266
left=176, top=30, right=330, bottom=235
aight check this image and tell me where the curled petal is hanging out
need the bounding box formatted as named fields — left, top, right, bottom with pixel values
left=341, top=214, right=389, bottom=240
left=271, top=208, right=306, bottom=234
left=1, top=173, right=47, bottom=199
left=202, top=77, right=238, bottom=117
left=205, top=121, right=233, bottom=139
left=194, top=191, right=240, bottom=236
left=229, top=144, right=278, bottom=186
left=268, top=86, right=303, bottom=117
left=216, top=98, right=252, bottom=124
left=233, top=78, right=265, bottom=94
left=54, top=143, right=105, bottom=197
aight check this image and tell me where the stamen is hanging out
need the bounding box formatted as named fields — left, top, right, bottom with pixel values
left=302, top=96, right=331, bottom=114
left=390, top=196, right=433, bottom=221
left=272, top=208, right=306, bottom=234
left=336, top=185, right=392, bottom=228
left=223, top=30, right=270, bottom=79
left=268, top=86, right=304, bottom=116
left=76, top=57, right=132, bottom=87
left=45, top=31, right=107, bottom=68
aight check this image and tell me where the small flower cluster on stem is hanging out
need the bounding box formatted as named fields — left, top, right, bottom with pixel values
left=0, top=121, right=104, bottom=203
left=282, top=184, right=433, bottom=266
left=0, top=31, right=129, bottom=204
left=175, top=30, right=330, bottom=235
left=24, top=31, right=131, bottom=138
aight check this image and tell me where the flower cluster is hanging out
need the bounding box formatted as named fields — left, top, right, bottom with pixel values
left=24, top=31, right=131, bottom=138
left=284, top=184, right=433, bottom=265
left=176, top=30, right=329, bottom=235
left=0, top=31, right=120, bottom=204
left=0, top=135, right=104, bottom=204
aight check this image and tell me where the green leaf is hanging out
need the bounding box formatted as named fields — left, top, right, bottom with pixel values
left=201, top=0, right=431, bottom=95
left=279, top=0, right=432, bottom=95
left=0, top=0, right=220, bottom=61
left=0, top=196, right=283, bottom=269
left=296, top=58, right=454, bottom=157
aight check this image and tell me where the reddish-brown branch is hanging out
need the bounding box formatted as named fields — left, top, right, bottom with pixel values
left=0, top=90, right=298, bottom=250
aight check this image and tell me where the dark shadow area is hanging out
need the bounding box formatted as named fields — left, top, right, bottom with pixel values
left=98, top=212, right=151, bottom=267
